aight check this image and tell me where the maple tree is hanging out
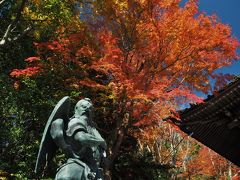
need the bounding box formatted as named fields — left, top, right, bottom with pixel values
left=9, top=0, right=240, bottom=178
left=184, top=146, right=240, bottom=179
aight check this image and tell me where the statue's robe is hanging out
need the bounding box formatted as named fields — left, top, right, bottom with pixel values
left=52, top=116, right=104, bottom=180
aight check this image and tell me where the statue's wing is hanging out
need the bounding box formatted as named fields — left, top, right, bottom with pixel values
left=34, top=96, right=70, bottom=174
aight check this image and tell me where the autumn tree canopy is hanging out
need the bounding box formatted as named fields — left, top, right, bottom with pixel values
left=4, top=0, right=240, bottom=179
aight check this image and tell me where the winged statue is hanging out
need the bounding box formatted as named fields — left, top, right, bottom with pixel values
left=35, top=97, right=107, bottom=180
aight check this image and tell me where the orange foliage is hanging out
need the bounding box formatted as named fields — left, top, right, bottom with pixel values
left=90, top=0, right=239, bottom=130
left=186, top=146, right=238, bottom=178
left=25, top=56, right=40, bottom=62
left=10, top=67, right=41, bottom=77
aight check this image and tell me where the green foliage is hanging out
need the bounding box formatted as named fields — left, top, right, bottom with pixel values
left=0, top=1, right=80, bottom=178
left=23, top=0, right=77, bottom=39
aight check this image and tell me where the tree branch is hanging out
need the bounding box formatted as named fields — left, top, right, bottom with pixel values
left=0, top=0, right=6, bottom=6
left=12, top=26, right=32, bottom=41
left=0, top=25, right=32, bottom=47
left=0, top=0, right=29, bottom=48
left=15, top=0, right=28, bottom=22
left=0, top=23, right=13, bottom=46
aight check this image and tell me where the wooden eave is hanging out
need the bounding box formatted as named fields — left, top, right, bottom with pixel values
left=179, top=78, right=240, bottom=166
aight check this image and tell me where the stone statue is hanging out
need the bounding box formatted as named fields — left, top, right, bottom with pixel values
left=35, top=97, right=107, bottom=180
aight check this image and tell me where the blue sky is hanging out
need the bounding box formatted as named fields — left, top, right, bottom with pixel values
left=179, top=0, right=240, bottom=106
left=181, top=0, right=240, bottom=75
left=198, top=0, right=240, bottom=75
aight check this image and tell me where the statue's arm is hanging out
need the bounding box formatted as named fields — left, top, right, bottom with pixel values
left=73, top=131, right=107, bottom=149
left=92, top=128, right=107, bottom=150
left=50, top=118, right=73, bottom=156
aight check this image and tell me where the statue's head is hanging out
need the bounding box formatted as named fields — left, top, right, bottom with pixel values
left=74, top=98, right=93, bottom=117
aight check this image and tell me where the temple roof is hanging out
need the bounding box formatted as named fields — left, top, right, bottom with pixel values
left=178, top=78, right=240, bottom=166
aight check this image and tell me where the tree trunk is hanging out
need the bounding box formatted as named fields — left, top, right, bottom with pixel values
left=228, top=161, right=232, bottom=180
left=182, top=139, right=190, bottom=172
left=103, top=130, right=125, bottom=180
left=103, top=159, right=112, bottom=180
left=103, top=113, right=129, bottom=179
